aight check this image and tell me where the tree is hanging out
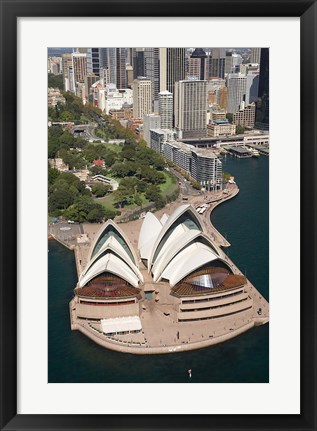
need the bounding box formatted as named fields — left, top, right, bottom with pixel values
left=92, top=183, right=112, bottom=197
left=145, top=185, right=161, bottom=202
left=48, top=189, right=75, bottom=212
left=236, top=125, right=245, bottom=135
left=48, top=167, right=60, bottom=186
left=48, top=73, right=63, bottom=90
left=60, top=111, right=74, bottom=122
left=222, top=171, right=232, bottom=183
left=87, top=206, right=105, bottom=223
left=134, top=194, right=143, bottom=207
left=226, top=113, right=233, bottom=122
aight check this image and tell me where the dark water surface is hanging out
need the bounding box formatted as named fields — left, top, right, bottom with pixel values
left=48, top=155, right=269, bottom=383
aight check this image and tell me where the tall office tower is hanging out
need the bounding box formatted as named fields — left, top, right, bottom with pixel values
left=159, top=48, right=186, bottom=95
left=211, top=48, right=226, bottom=78
left=225, top=51, right=243, bottom=74
left=105, top=48, right=117, bottom=85
left=143, top=114, right=161, bottom=146
left=227, top=73, right=247, bottom=113
left=126, top=64, right=134, bottom=87
left=132, top=48, right=145, bottom=78
left=144, top=48, right=160, bottom=111
left=190, top=48, right=207, bottom=80
left=86, top=48, right=102, bottom=76
left=159, top=91, right=173, bottom=129
left=218, top=86, right=228, bottom=110
left=101, top=48, right=127, bottom=88
left=116, top=48, right=127, bottom=88
left=72, top=53, right=87, bottom=84
left=126, top=48, right=133, bottom=65
left=245, top=72, right=259, bottom=104
left=255, top=48, right=269, bottom=130
left=132, top=78, right=152, bottom=118
left=174, top=80, right=207, bottom=139
left=187, top=57, right=201, bottom=80
left=62, top=53, right=73, bottom=89
left=251, top=48, right=261, bottom=64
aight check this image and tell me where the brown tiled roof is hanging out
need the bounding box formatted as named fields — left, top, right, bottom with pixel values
left=76, top=273, right=140, bottom=298
left=171, top=267, right=246, bottom=297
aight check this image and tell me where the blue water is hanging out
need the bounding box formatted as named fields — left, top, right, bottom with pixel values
left=48, top=155, right=269, bottom=383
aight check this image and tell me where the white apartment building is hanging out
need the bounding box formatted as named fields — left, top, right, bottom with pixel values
left=159, top=91, right=173, bottom=129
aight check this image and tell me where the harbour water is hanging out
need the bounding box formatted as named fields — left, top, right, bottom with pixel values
left=48, top=155, right=269, bottom=383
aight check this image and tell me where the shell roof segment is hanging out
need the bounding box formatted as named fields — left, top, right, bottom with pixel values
left=79, top=252, right=140, bottom=288
left=147, top=204, right=204, bottom=269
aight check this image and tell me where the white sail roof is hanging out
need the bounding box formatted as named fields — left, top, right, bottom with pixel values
left=79, top=253, right=140, bottom=288
left=88, top=219, right=138, bottom=264
left=80, top=235, right=143, bottom=283
left=160, top=242, right=219, bottom=286
left=152, top=230, right=212, bottom=282
left=148, top=204, right=204, bottom=269
left=160, top=213, right=169, bottom=225
left=138, top=212, right=162, bottom=260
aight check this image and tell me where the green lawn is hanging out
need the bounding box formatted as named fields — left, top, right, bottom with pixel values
left=96, top=171, right=177, bottom=213
left=159, top=171, right=178, bottom=196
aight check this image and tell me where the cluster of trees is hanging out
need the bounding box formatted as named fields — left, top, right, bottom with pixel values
left=110, top=143, right=167, bottom=209
left=82, top=144, right=118, bottom=166
left=48, top=125, right=86, bottom=158
left=48, top=93, right=102, bottom=123
left=48, top=170, right=115, bottom=222
left=48, top=74, right=63, bottom=90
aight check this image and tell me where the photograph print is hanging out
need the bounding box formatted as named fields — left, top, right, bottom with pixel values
left=48, top=47, right=269, bottom=383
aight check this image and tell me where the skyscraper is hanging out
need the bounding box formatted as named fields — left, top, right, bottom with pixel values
left=227, top=73, right=247, bottom=114
left=251, top=48, right=261, bottom=64
left=144, top=48, right=160, bottom=111
left=211, top=48, right=226, bottom=79
left=159, top=91, right=173, bottom=129
left=190, top=48, right=207, bottom=80
left=132, top=78, right=152, bottom=118
left=255, top=48, right=269, bottom=130
left=116, top=48, right=127, bottom=89
left=62, top=53, right=73, bottom=91
left=132, top=48, right=145, bottom=79
left=86, top=48, right=102, bottom=76
left=72, top=53, right=87, bottom=84
left=174, top=80, right=207, bottom=139
left=159, top=48, right=186, bottom=95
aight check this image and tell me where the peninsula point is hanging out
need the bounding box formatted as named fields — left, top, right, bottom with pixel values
left=69, top=190, right=269, bottom=354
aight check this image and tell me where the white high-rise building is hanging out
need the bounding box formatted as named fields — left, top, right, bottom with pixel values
left=132, top=78, right=152, bottom=118
left=175, top=80, right=207, bottom=139
left=251, top=48, right=261, bottom=64
left=143, top=114, right=161, bottom=146
left=227, top=73, right=247, bottom=114
left=159, top=91, right=173, bottom=130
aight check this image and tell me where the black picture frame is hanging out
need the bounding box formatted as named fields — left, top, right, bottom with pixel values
left=0, top=1, right=316, bottom=430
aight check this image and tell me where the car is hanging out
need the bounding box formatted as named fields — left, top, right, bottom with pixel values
left=67, top=220, right=75, bottom=224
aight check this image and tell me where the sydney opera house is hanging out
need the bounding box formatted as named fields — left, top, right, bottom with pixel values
left=70, top=204, right=267, bottom=353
